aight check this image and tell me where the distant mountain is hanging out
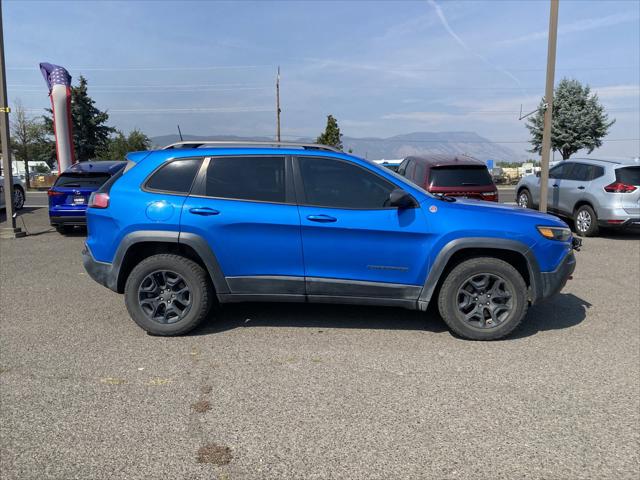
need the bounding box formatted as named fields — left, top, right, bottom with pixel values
left=151, top=131, right=524, bottom=163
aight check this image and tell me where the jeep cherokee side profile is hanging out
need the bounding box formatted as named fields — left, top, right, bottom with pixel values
left=83, top=142, right=579, bottom=340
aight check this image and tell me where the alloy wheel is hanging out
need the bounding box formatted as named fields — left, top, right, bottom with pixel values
left=518, top=192, right=529, bottom=208
left=456, top=273, right=513, bottom=328
left=576, top=210, right=591, bottom=233
left=13, top=189, right=25, bottom=209
left=138, top=270, right=192, bottom=324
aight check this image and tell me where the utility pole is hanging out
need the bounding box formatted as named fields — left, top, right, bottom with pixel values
left=276, top=66, right=281, bottom=142
left=539, top=0, right=559, bottom=213
left=0, top=0, right=23, bottom=238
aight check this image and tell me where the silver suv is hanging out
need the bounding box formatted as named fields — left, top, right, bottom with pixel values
left=516, top=158, right=640, bottom=237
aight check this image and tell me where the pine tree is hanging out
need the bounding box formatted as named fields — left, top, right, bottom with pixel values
left=97, top=128, right=151, bottom=160
left=316, top=115, right=343, bottom=150
left=44, top=76, right=115, bottom=161
left=526, top=78, right=615, bottom=160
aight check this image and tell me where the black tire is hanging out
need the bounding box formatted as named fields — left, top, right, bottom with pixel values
left=517, top=188, right=532, bottom=209
left=55, top=225, right=73, bottom=234
left=13, top=186, right=25, bottom=210
left=573, top=204, right=599, bottom=237
left=437, top=257, right=528, bottom=341
left=124, top=254, right=213, bottom=336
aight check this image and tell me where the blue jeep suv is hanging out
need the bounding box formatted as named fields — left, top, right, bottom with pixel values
left=82, top=142, right=579, bottom=340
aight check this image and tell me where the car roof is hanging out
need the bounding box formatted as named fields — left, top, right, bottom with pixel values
left=404, top=154, right=486, bottom=168
left=567, top=157, right=640, bottom=167
left=63, top=161, right=126, bottom=174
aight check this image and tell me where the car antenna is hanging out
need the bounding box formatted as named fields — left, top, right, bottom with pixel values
left=177, top=124, right=184, bottom=141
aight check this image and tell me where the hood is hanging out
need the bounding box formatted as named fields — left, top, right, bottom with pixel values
left=442, top=197, right=568, bottom=227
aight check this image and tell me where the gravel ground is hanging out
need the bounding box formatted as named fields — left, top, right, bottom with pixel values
left=1, top=207, right=639, bottom=480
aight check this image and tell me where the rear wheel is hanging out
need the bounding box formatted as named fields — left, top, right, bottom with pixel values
left=574, top=205, right=599, bottom=237
left=437, top=257, right=528, bottom=340
left=124, top=254, right=213, bottom=335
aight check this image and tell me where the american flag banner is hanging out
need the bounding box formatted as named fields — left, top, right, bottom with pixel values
left=39, top=62, right=76, bottom=171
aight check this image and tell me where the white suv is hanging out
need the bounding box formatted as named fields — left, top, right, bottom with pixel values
left=516, top=158, right=640, bottom=237
left=0, top=174, right=26, bottom=210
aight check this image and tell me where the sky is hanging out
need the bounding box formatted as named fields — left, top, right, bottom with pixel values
left=4, top=0, right=640, bottom=158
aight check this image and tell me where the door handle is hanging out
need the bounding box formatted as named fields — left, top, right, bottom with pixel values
left=307, top=214, right=337, bottom=223
left=578, top=186, right=585, bottom=190
left=189, top=207, right=220, bottom=216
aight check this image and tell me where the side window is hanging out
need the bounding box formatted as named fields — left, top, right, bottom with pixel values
left=588, top=165, right=604, bottom=180
left=205, top=156, right=285, bottom=203
left=146, top=158, right=202, bottom=193
left=549, top=163, right=567, bottom=179
left=405, top=160, right=415, bottom=180
left=566, top=163, right=590, bottom=181
left=298, top=157, right=396, bottom=209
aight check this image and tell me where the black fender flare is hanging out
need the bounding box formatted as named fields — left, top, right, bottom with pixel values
left=112, top=230, right=229, bottom=294
left=417, top=237, right=542, bottom=310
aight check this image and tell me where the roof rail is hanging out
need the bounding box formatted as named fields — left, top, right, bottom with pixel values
left=161, top=140, right=341, bottom=153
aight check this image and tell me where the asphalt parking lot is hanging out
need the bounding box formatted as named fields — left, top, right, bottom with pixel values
left=1, top=202, right=639, bottom=479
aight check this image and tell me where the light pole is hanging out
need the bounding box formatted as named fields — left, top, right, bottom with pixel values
left=538, top=0, right=559, bottom=213
left=0, top=0, right=23, bottom=237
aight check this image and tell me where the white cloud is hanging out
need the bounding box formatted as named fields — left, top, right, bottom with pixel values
left=499, top=12, right=640, bottom=46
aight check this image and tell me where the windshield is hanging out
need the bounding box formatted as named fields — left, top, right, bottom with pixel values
left=429, top=166, right=493, bottom=187
left=55, top=172, right=111, bottom=188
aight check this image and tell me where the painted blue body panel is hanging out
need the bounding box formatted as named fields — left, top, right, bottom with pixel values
left=181, top=196, right=305, bottom=277
left=85, top=147, right=573, bottom=292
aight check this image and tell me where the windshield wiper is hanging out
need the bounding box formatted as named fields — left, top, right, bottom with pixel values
left=460, top=182, right=480, bottom=186
left=60, top=183, right=82, bottom=187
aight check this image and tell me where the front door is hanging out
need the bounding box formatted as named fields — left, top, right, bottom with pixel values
left=294, top=156, right=430, bottom=300
left=181, top=155, right=304, bottom=295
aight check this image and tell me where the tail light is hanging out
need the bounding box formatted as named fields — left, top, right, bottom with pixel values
left=89, top=192, right=110, bottom=209
left=481, top=191, right=499, bottom=202
left=604, top=182, right=637, bottom=193
left=47, top=189, right=65, bottom=196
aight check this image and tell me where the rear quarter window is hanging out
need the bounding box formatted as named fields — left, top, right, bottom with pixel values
left=428, top=166, right=493, bottom=187
left=616, top=167, right=640, bottom=185
left=145, top=158, right=203, bottom=194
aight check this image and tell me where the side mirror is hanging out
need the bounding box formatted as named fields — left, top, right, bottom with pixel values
left=389, top=188, right=416, bottom=209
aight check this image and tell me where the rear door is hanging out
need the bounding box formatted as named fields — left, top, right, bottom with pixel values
left=294, top=155, right=430, bottom=300
left=557, top=162, right=590, bottom=214
left=180, top=155, right=305, bottom=295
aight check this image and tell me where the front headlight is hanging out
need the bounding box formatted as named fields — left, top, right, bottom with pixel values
left=537, top=226, right=571, bottom=241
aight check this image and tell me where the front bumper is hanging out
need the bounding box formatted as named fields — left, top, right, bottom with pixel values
left=539, top=250, right=576, bottom=299
left=82, top=244, right=118, bottom=292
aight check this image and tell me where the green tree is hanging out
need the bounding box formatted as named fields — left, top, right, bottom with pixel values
left=316, top=114, right=343, bottom=150
left=44, top=75, right=115, bottom=161
left=526, top=78, right=615, bottom=160
left=97, top=128, right=151, bottom=160
left=10, top=101, right=51, bottom=188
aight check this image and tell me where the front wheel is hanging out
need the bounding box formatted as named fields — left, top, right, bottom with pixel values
left=437, top=257, right=528, bottom=340
left=517, top=188, right=532, bottom=209
left=124, top=254, right=213, bottom=335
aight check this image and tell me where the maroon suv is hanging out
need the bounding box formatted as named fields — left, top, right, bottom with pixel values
left=397, top=154, right=499, bottom=202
